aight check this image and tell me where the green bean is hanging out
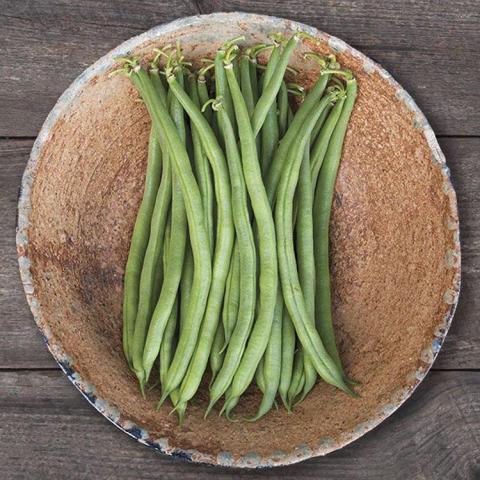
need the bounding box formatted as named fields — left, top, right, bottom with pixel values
left=179, top=243, right=193, bottom=329
left=245, top=48, right=262, bottom=155
left=296, top=143, right=317, bottom=402
left=251, top=34, right=299, bottom=137
left=220, top=58, right=278, bottom=418
left=261, top=104, right=279, bottom=176
left=266, top=72, right=330, bottom=204
left=222, top=247, right=240, bottom=347
left=310, top=102, right=332, bottom=147
left=159, top=201, right=182, bottom=415
left=255, top=357, right=266, bottom=393
left=249, top=57, right=259, bottom=103
left=135, top=133, right=171, bottom=342
left=314, top=75, right=357, bottom=373
left=240, top=55, right=255, bottom=118
left=311, top=96, right=345, bottom=191
left=287, top=104, right=294, bottom=125
left=197, top=74, right=213, bottom=124
left=188, top=75, right=214, bottom=253
left=232, top=55, right=240, bottom=85
left=204, top=100, right=257, bottom=415
left=162, top=72, right=234, bottom=405
left=210, top=322, right=225, bottom=385
left=262, top=43, right=281, bottom=88
left=159, top=218, right=181, bottom=417
left=149, top=66, right=168, bottom=107
left=122, top=126, right=163, bottom=367
left=279, top=309, right=295, bottom=410
left=275, top=89, right=354, bottom=394
left=287, top=348, right=304, bottom=407
left=260, top=44, right=281, bottom=174
left=126, top=65, right=212, bottom=397
left=139, top=69, right=188, bottom=388
left=159, top=220, right=178, bottom=389
left=214, top=48, right=236, bottom=134
left=278, top=81, right=289, bottom=137
left=246, top=289, right=283, bottom=421
left=130, top=82, right=176, bottom=389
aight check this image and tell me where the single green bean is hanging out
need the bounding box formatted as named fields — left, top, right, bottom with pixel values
left=122, top=127, right=163, bottom=367
left=260, top=45, right=281, bottom=175
left=162, top=73, right=234, bottom=405
left=310, top=102, right=332, bottom=147
left=222, top=247, right=241, bottom=348
left=240, top=55, right=255, bottom=118
left=149, top=67, right=168, bottom=107
left=188, top=75, right=214, bottom=253
left=296, top=143, right=317, bottom=402
left=179, top=243, right=193, bottom=330
left=159, top=216, right=182, bottom=415
left=214, top=49, right=236, bottom=134
left=262, top=43, right=281, bottom=88
left=210, top=322, right=225, bottom=385
left=246, top=289, right=283, bottom=421
left=278, top=81, right=289, bottom=137
left=279, top=309, right=295, bottom=410
left=197, top=75, right=213, bottom=124
left=249, top=58, right=259, bottom=103
left=255, top=357, right=266, bottom=393
left=159, top=220, right=178, bottom=389
left=287, top=348, right=304, bottom=407
left=232, top=55, right=240, bottom=85
left=311, top=96, right=345, bottom=191
left=135, top=133, right=171, bottom=351
left=220, top=61, right=278, bottom=418
left=287, top=104, right=294, bottom=125
left=314, top=76, right=357, bottom=373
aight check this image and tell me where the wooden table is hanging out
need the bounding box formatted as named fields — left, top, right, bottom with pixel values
left=1, top=1, right=479, bottom=478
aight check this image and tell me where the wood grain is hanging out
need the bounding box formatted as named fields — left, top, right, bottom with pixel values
left=0, top=0, right=198, bottom=138
left=435, top=138, right=480, bottom=369
left=0, top=137, right=478, bottom=369
left=0, top=370, right=478, bottom=479
left=0, top=139, right=56, bottom=369
left=0, top=1, right=479, bottom=137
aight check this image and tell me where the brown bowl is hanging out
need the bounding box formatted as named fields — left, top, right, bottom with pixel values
left=17, top=12, right=460, bottom=467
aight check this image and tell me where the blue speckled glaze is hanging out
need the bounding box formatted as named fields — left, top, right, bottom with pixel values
left=16, top=12, right=460, bottom=469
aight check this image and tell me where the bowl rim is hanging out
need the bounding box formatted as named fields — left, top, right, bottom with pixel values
left=16, top=11, right=461, bottom=468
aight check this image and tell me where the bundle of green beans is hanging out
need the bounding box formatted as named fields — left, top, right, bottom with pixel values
left=115, top=32, right=358, bottom=424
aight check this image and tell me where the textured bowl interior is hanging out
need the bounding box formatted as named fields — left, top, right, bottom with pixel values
left=18, top=13, right=460, bottom=467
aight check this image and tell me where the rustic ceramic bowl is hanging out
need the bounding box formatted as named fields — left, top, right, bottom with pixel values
left=17, top=12, right=460, bottom=468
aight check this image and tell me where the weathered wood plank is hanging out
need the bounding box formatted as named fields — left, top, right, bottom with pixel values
left=0, top=138, right=478, bottom=369
left=435, top=138, right=480, bottom=369
left=0, top=1, right=479, bottom=137
left=0, top=0, right=199, bottom=138
left=0, top=139, right=56, bottom=369
left=0, top=370, right=478, bottom=479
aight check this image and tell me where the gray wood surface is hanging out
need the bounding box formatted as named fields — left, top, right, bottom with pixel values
left=0, top=0, right=479, bottom=478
